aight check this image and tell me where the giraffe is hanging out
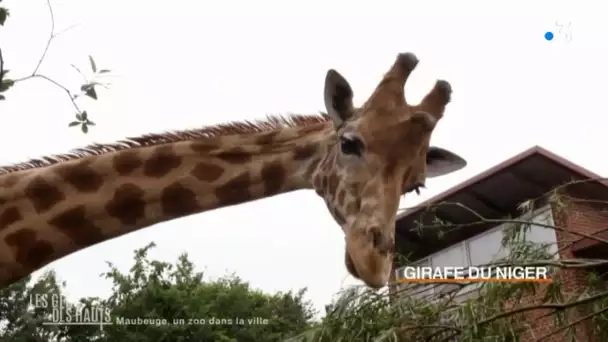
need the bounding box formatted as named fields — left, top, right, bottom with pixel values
left=0, top=52, right=466, bottom=289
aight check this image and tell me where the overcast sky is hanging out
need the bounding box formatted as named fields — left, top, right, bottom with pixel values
left=1, top=0, right=606, bottom=315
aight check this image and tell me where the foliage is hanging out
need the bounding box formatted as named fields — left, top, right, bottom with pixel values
left=0, top=0, right=111, bottom=133
left=0, top=243, right=316, bottom=341
left=0, top=270, right=68, bottom=341
left=71, top=242, right=316, bottom=341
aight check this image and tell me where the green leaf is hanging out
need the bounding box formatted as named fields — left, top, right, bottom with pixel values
left=81, top=123, right=89, bottom=133
left=68, top=121, right=80, bottom=127
left=85, top=86, right=97, bottom=100
left=99, top=69, right=111, bottom=74
left=81, top=111, right=88, bottom=120
left=0, top=8, right=9, bottom=26
left=0, top=69, right=9, bottom=78
left=0, top=79, right=14, bottom=92
left=437, top=229, right=445, bottom=239
left=87, top=120, right=96, bottom=126
left=89, top=55, right=97, bottom=73
left=76, top=113, right=83, bottom=121
left=0, top=94, right=4, bottom=100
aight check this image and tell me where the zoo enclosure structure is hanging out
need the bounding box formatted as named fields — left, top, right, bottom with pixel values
left=391, top=145, right=608, bottom=341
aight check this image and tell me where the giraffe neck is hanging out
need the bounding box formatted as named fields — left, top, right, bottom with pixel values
left=0, top=123, right=331, bottom=286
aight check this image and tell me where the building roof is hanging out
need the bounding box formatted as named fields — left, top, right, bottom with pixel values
left=395, top=145, right=608, bottom=259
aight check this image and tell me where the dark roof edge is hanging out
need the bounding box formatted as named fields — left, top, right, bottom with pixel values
left=398, top=145, right=608, bottom=219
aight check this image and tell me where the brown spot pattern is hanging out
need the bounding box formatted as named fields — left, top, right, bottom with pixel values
left=0, top=174, right=20, bottom=188
left=160, top=182, right=200, bottom=217
left=255, top=132, right=279, bottom=145
left=143, top=145, right=182, bottom=178
left=190, top=141, right=217, bottom=153
left=23, top=176, right=66, bottom=213
left=0, top=207, right=22, bottom=230
left=304, top=158, right=320, bottom=180
left=321, top=176, right=328, bottom=192
left=312, top=174, right=322, bottom=189
left=105, top=184, right=146, bottom=225
left=57, top=162, right=104, bottom=192
left=346, top=200, right=359, bottom=214
left=337, top=189, right=346, bottom=206
left=49, top=206, right=105, bottom=246
left=293, top=145, right=317, bottom=161
left=220, top=149, right=252, bottom=164
left=0, top=114, right=330, bottom=175
left=191, top=163, right=224, bottom=183
left=260, top=162, right=286, bottom=196
left=5, top=229, right=54, bottom=269
left=113, top=151, right=143, bottom=175
left=215, top=172, right=253, bottom=206
left=327, top=173, right=339, bottom=196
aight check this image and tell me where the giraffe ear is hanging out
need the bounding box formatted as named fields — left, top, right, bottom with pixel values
left=324, top=69, right=355, bottom=129
left=426, top=146, right=467, bottom=178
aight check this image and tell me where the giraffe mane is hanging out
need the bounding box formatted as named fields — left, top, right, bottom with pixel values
left=0, top=113, right=331, bottom=175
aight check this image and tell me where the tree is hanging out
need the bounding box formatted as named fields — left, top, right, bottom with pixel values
left=0, top=270, right=70, bottom=341
left=0, top=243, right=316, bottom=341
left=56, top=242, right=316, bottom=341
left=290, top=179, right=608, bottom=341
left=0, top=0, right=111, bottom=133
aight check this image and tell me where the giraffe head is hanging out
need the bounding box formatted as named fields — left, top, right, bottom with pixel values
left=312, top=52, right=466, bottom=288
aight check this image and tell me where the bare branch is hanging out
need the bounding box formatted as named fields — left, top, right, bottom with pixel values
left=3, top=0, right=112, bottom=132
left=0, top=47, right=4, bottom=83
left=53, top=23, right=80, bottom=38
left=31, top=0, right=56, bottom=75
left=31, top=74, right=82, bottom=113
left=535, top=305, right=608, bottom=341
left=398, top=323, right=463, bottom=334
left=406, top=199, right=608, bottom=246
left=435, top=272, right=608, bottom=341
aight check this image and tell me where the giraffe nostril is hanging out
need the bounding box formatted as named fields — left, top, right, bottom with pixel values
left=370, top=228, right=383, bottom=248
left=369, top=228, right=394, bottom=255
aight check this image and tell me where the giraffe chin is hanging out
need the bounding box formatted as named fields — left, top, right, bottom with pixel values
left=344, top=231, right=393, bottom=289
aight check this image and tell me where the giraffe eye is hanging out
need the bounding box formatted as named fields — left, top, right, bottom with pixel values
left=339, top=135, right=364, bottom=156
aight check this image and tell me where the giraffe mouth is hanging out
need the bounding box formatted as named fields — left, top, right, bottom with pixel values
left=344, top=227, right=394, bottom=289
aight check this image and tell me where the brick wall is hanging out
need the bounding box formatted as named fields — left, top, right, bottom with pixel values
left=511, top=199, right=608, bottom=341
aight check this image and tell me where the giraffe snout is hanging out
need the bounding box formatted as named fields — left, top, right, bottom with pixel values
left=344, top=227, right=393, bottom=289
